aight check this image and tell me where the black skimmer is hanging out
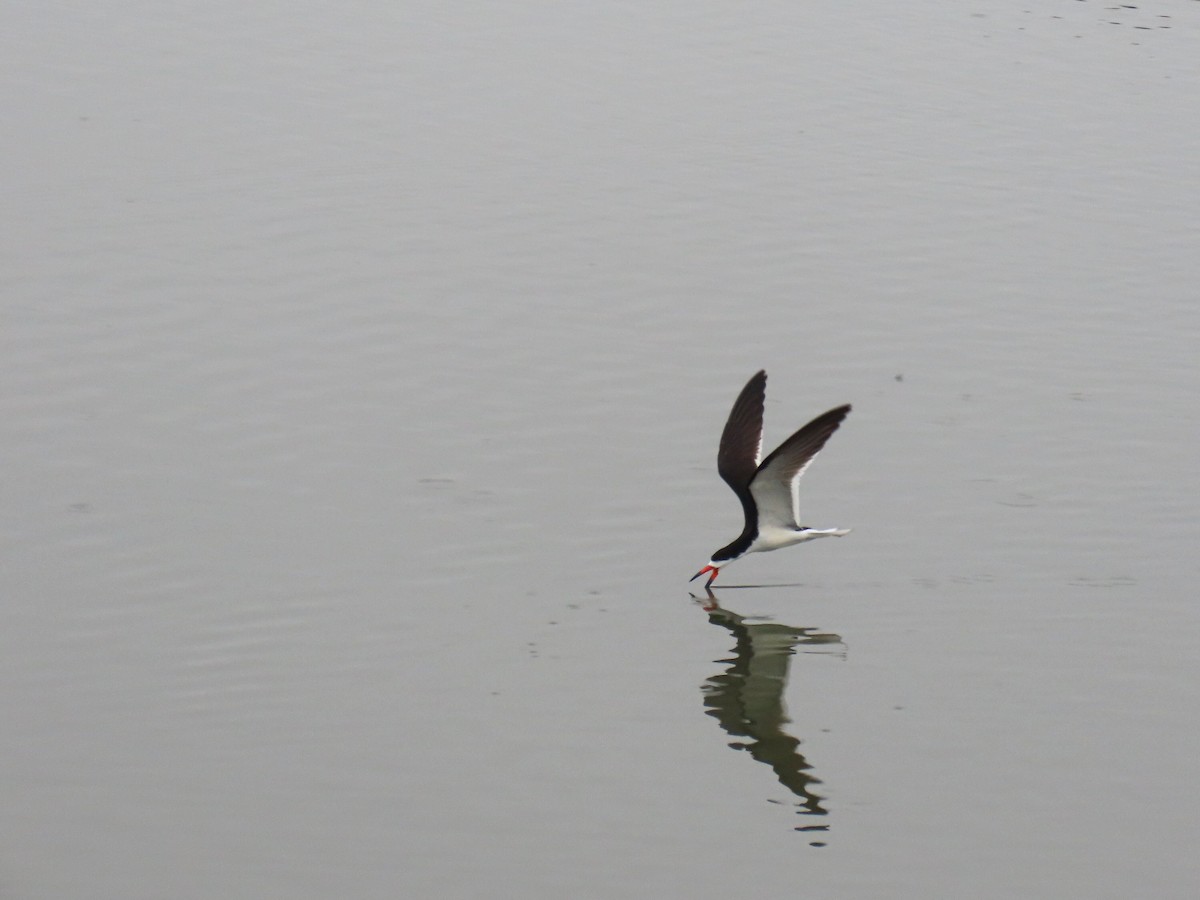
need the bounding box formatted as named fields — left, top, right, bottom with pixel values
left=691, top=370, right=851, bottom=587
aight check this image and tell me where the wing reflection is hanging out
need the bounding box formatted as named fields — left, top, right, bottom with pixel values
left=695, top=590, right=843, bottom=842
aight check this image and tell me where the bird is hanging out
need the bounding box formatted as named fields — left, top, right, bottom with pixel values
left=690, top=370, right=851, bottom=588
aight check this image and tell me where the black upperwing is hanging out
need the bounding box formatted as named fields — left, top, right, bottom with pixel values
left=750, top=404, right=851, bottom=529
left=713, top=370, right=768, bottom=559
left=717, top=370, right=767, bottom=497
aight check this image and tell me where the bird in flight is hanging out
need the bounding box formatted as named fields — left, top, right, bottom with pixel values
left=691, top=370, right=851, bottom=588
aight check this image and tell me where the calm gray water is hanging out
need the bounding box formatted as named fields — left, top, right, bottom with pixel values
left=4, top=2, right=1199, bottom=897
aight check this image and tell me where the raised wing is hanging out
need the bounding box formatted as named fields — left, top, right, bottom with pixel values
left=749, top=404, right=851, bottom=528
left=717, top=370, right=767, bottom=494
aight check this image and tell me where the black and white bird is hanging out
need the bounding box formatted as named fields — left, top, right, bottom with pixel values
left=690, top=370, right=851, bottom=587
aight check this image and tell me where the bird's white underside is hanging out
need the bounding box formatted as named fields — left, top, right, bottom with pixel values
left=702, top=525, right=849, bottom=570
left=744, top=452, right=848, bottom=552
left=747, top=525, right=851, bottom=553
left=751, top=454, right=817, bottom=531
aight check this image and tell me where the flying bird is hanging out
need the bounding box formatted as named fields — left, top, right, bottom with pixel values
left=691, top=370, right=851, bottom=587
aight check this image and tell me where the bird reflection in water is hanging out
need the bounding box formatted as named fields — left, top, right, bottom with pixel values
left=694, top=589, right=844, bottom=845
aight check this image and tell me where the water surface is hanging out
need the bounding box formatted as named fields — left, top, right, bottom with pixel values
left=3, top=1, right=1199, bottom=897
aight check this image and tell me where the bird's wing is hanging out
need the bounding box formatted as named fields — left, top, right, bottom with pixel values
left=749, top=404, right=850, bottom=528
left=717, top=370, right=767, bottom=495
